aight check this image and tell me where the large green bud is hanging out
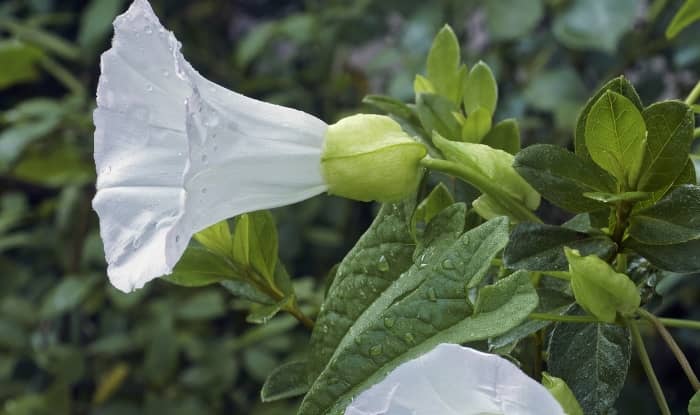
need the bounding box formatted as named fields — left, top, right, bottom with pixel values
left=321, top=114, right=427, bottom=202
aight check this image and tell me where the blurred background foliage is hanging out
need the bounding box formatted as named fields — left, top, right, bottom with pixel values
left=0, top=0, right=699, bottom=413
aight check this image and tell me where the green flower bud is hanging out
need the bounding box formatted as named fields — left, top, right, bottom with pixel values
left=564, top=247, right=641, bottom=323
left=542, top=372, right=584, bottom=415
left=321, top=114, right=427, bottom=202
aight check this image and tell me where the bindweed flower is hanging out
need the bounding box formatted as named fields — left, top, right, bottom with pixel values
left=345, top=343, right=566, bottom=415
left=93, top=0, right=425, bottom=292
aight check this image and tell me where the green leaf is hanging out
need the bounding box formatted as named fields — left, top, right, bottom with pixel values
left=176, top=290, right=226, bottom=321
left=461, top=107, right=492, bottom=142
left=0, top=40, right=44, bottom=90
left=582, top=191, right=651, bottom=204
left=666, top=0, right=700, bottom=38
left=426, top=25, right=461, bottom=104
left=637, top=101, right=695, bottom=191
left=505, top=223, right=616, bottom=272
left=220, top=279, right=276, bottom=305
left=261, top=360, right=310, bottom=402
left=640, top=157, right=697, bottom=209
left=246, top=297, right=291, bottom=324
left=78, top=0, right=125, bottom=50
left=233, top=211, right=278, bottom=284
left=236, top=21, right=276, bottom=68
left=689, top=390, right=700, bottom=415
left=629, top=184, right=700, bottom=245
left=433, top=134, right=540, bottom=213
left=575, top=76, right=643, bottom=160
left=564, top=248, right=640, bottom=323
left=193, top=220, right=233, bottom=258
left=547, top=311, right=631, bottom=415
left=481, top=118, right=520, bottom=154
left=12, top=145, right=94, bottom=187
left=362, top=95, right=416, bottom=122
left=164, top=246, right=237, bottom=287
left=552, top=0, right=637, bottom=52
left=523, top=68, right=587, bottom=129
left=626, top=238, right=700, bottom=273
left=514, top=144, right=617, bottom=213
left=585, top=90, right=647, bottom=189
left=484, top=0, right=543, bottom=41
left=415, top=93, right=461, bottom=140
left=413, top=74, right=435, bottom=97
left=542, top=373, right=584, bottom=415
left=306, top=199, right=417, bottom=380
left=40, top=275, right=99, bottom=319
left=463, top=61, right=498, bottom=116
left=411, top=183, right=454, bottom=236
left=300, top=218, right=537, bottom=415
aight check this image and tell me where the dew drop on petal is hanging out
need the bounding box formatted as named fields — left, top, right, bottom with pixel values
left=175, top=235, right=181, bottom=243
left=201, top=187, right=207, bottom=194
left=146, top=85, right=153, bottom=92
left=163, top=70, right=170, bottom=77
left=201, top=154, right=208, bottom=163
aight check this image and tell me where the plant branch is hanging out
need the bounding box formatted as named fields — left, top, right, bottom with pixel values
left=627, top=317, right=671, bottom=415
left=686, top=80, right=700, bottom=105
left=657, top=317, right=700, bottom=331
left=638, top=309, right=700, bottom=391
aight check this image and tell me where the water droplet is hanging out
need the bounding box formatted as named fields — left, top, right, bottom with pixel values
left=201, top=187, right=207, bottom=194
left=177, top=151, right=183, bottom=157
left=201, top=154, right=208, bottom=163
left=132, top=238, right=141, bottom=248
left=163, top=70, right=170, bottom=77
left=145, top=26, right=153, bottom=35
left=322, top=324, right=329, bottom=334
left=175, top=235, right=181, bottom=243
left=183, top=98, right=189, bottom=106
left=158, top=27, right=166, bottom=34
left=441, top=258, right=455, bottom=270
left=146, top=85, right=153, bottom=92
left=427, top=287, right=437, bottom=302
left=377, top=255, right=389, bottom=272
left=369, top=344, right=383, bottom=357
left=213, top=145, right=219, bottom=151
left=105, top=166, right=112, bottom=174
left=403, top=333, right=415, bottom=344
left=383, top=316, right=395, bottom=328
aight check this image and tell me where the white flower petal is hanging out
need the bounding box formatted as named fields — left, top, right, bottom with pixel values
left=93, top=0, right=328, bottom=292
left=345, top=343, right=566, bottom=415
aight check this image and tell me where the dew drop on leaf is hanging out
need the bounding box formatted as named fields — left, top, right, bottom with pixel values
left=377, top=255, right=389, bottom=272
left=369, top=344, right=383, bottom=357
left=427, top=287, right=437, bottom=302
left=441, top=258, right=455, bottom=270
left=383, top=316, right=395, bottom=328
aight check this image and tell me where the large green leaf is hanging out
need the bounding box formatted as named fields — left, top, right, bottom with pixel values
left=585, top=91, right=647, bottom=189
left=426, top=25, right=461, bottom=104
left=626, top=238, right=700, bottom=273
left=261, top=360, right=309, bottom=402
left=306, top=199, right=417, bottom=380
left=667, top=0, right=700, bottom=38
left=504, top=223, right=616, bottom=272
left=514, top=144, right=616, bottom=213
left=637, top=101, right=695, bottom=191
left=552, top=0, right=637, bottom=52
left=548, top=311, right=631, bottom=414
left=484, top=0, right=543, bottom=41
left=629, top=185, right=700, bottom=245
left=300, top=217, right=537, bottom=415
left=575, top=76, right=643, bottom=160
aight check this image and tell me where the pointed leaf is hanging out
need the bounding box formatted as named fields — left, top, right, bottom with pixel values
left=261, top=360, right=310, bottom=402
left=416, top=93, right=461, bottom=140
left=666, top=0, right=700, bottom=38
left=233, top=211, right=278, bottom=284
left=585, top=91, right=647, bottom=189
left=629, top=184, right=700, bottom=245
left=164, top=246, right=237, bottom=287
left=426, top=25, right=461, bottom=104
left=463, top=61, right=498, bottom=116
left=482, top=118, right=520, bottom=154
left=461, top=107, right=492, bottom=142
left=193, top=220, right=233, bottom=258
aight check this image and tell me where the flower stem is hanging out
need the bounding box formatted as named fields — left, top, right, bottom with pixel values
left=528, top=313, right=599, bottom=324
left=420, top=157, right=542, bottom=224
left=626, top=317, right=671, bottom=415
left=657, top=317, right=700, bottom=331
left=686, top=80, right=700, bottom=105
left=638, top=309, right=700, bottom=391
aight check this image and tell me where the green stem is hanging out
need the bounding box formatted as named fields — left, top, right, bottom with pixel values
left=638, top=309, right=700, bottom=391
left=420, top=157, right=542, bottom=224
left=658, top=317, right=700, bottom=331
left=694, top=127, right=700, bottom=139
left=529, top=313, right=599, bottom=324
left=627, top=317, right=671, bottom=415
left=686, top=80, right=700, bottom=105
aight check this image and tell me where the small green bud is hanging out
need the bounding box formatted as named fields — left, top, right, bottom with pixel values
left=564, top=247, right=641, bottom=323
left=542, top=372, right=584, bottom=415
left=321, top=114, right=427, bottom=202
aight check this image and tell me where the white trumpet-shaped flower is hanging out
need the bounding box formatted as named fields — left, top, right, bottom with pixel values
left=345, top=343, right=566, bottom=415
left=94, top=0, right=328, bottom=292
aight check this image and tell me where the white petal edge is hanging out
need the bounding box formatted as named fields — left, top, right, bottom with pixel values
left=93, top=0, right=328, bottom=292
left=345, top=343, right=566, bottom=415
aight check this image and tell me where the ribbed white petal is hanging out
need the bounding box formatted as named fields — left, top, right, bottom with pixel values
left=345, top=344, right=566, bottom=415
left=93, top=0, right=327, bottom=292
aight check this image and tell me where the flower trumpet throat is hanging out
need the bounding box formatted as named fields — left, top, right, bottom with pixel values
left=321, top=114, right=427, bottom=202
